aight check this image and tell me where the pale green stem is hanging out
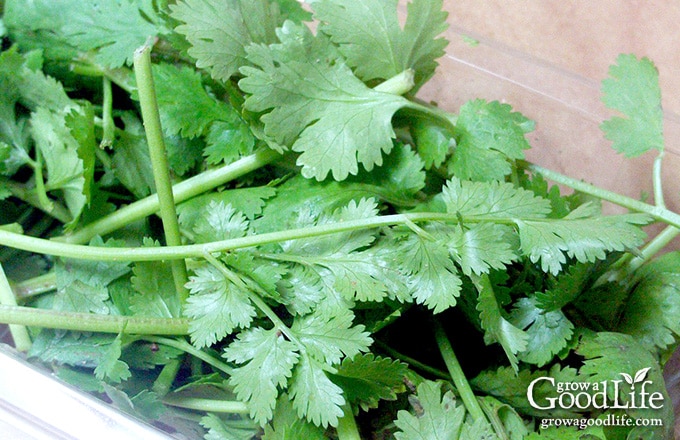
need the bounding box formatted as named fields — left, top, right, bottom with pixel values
left=143, top=336, right=233, bottom=375
left=0, top=305, right=189, bottom=335
left=433, top=321, right=486, bottom=422
left=133, top=44, right=188, bottom=302
left=0, top=265, right=32, bottom=351
left=12, top=271, right=56, bottom=299
left=100, top=76, right=115, bottom=149
left=336, top=402, right=362, bottom=440
left=5, top=181, right=72, bottom=224
left=653, top=151, right=666, bottom=209
left=162, top=395, right=249, bottom=414
left=56, top=148, right=280, bottom=244
left=526, top=162, right=680, bottom=228
left=152, top=358, right=182, bottom=397
left=3, top=212, right=459, bottom=262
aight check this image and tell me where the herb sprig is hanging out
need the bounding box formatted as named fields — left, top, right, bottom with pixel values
left=0, top=1, right=678, bottom=439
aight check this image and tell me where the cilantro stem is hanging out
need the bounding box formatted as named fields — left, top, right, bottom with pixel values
left=143, top=336, right=233, bottom=375
left=100, top=76, right=115, bottom=148
left=433, top=321, right=486, bottom=422
left=0, top=265, right=31, bottom=351
left=0, top=304, right=189, bottom=335
left=12, top=271, right=56, bottom=300
left=5, top=181, right=72, bottom=224
left=336, top=402, right=362, bottom=440
left=374, top=340, right=450, bottom=380
left=152, top=358, right=182, bottom=397
left=526, top=162, right=680, bottom=229
left=162, top=395, right=249, bottom=414
left=57, top=148, right=280, bottom=244
left=373, top=69, right=415, bottom=95
left=653, top=151, right=666, bottom=209
left=134, top=43, right=188, bottom=302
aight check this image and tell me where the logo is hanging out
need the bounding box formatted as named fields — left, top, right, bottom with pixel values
left=527, top=367, right=665, bottom=411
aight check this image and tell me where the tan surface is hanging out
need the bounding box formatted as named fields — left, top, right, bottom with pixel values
left=419, top=1, right=680, bottom=433
left=417, top=0, right=680, bottom=231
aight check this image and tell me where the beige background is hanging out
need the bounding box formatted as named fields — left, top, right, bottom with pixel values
left=416, top=1, right=680, bottom=433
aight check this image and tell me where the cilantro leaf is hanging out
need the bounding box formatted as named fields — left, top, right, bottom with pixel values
left=449, top=99, right=534, bottom=181
left=262, top=395, right=327, bottom=440
left=130, top=253, right=181, bottom=319
left=60, top=0, right=165, bottom=68
left=396, top=227, right=462, bottom=313
left=442, top=177, right=551, bottom=219
left=394, top=380, right=465, bottom=440
left=510, top=296, right=574, bottom=367
left=411, top=119, right=453, bottom=169
left=471, top=364, right=581, bottom=418
left=171, top=0, right=281, bottom=82
left=201, top=413, right=259, bottom=440
left=150, top=63, right=249, bottom=140
left=313, top=0, right=448, bottom=88
left=30, top=107, right=88, bottom=224
left=94, top=332, right=131, bottom=384
left=328, top=353, right=408, bottom=412
left=192, top=201, right=249, bottom=243
left=239, top=21, right=412, bottom=180
left=474, top=274, right=528, bottom=371
left=447, top=223, right=518, bottom=276
left=291, top=309, right=372, bottom=365
left=534, top=262, right=595, bottom=312
left=516, top=207, right=650, bottom=275
left=224, top=327, right=300, bottom=425
left=600, top=54, right=663, bottom=157
left=616, top=252, right=680, bottom=351
left=288, top=355, right=345, bottom=428
left=184, top=263, right=256, bottom=348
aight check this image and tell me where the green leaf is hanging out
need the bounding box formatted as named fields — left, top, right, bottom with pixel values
left=394, top=381, right=465, bottom=440
left=240, top=21, right=411, bottom=180
left=471, top=364, right=581, bottom=418
left=94, top=333, right=131, bottom=384
left=442, top=177, right=551, bottom=219
left=177, top=186, right=276, bottom=232
left=291, top=309, right=372, bottom=365
left=517, top=209, right=649, bottom=275
left=447, top=223, right=518, bottom=276
left=224, top=327, right=300, bottom=425
left=313, top=0, right=448, bottom=88
left=192, top=201, right=249, bottom=243
left=184, top=263, right=256, bottom=348
left=60, top=0, right=165, bottom=68
left=328, top=354, right=408, bottom=412
left=510, top=296, right=574, bottom=367
left=396, top=227, right=462, bottom=313
left=477, top=396, right=529, bottom=440
left=449, top=99, right=534, bottom=181
left=130, top=247, right=181, bottom=318
left=262, top=394, right=327, bottom=440
left=201, top=413, right=259, bottom=440
left=616, top=252, right=680, bottom=351
left=30, top=106, right=88, bottom=223
left=29, top=330, right=118, bottom=369
left=600, top=54, right=663, bottom=157
left=411, top=119, right=453, bottom=169
left=171, top=0, right=281, bottom=81
left=204, top=119, right=256, bottom=165
left=289, top=355, right=345, bottom=428
left=474, top=274, right=528, bottom=371
left=149, top=63, right=248, bottom=139
left=576, top=332, right=673, bottom=439
left=111, top=114, right=156, bottom=198
left=534, top=262, right=595, bottom=312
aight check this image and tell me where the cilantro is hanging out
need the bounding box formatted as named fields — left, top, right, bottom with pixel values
left=313, top=0, right=448, bottom=88
left=239, top=21, right=414, bottom=180
left=449, top=99, right=534, bottom=181
left=184, top=263, right=257, bottom=348
left=224, top=327, right=299, bottom=425
left=394, top=380, right=465, bottom=440
left=600, top=54, right=664, bottom=157
left=0, top=1, right=678, bottom=439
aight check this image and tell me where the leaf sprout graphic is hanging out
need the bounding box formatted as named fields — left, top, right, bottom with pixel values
left=620, top=367, right=651, bottom=389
